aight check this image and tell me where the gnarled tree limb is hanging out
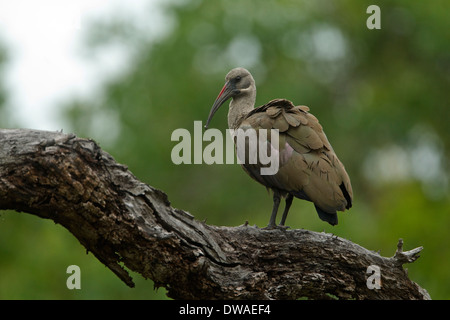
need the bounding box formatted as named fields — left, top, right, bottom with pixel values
left=0, top=128, right=430, bottom=299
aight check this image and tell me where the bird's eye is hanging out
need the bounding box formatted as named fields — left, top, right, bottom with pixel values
left=235, top=76, right=241, bottom=82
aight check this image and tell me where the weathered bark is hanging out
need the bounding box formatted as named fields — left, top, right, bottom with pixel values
left=0, top=128, right=430, bottom=300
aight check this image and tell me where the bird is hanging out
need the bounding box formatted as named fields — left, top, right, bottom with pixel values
left=205, top=67, right=353, bottom=229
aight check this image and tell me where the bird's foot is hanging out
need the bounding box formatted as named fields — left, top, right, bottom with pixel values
left=262, top=224, right=290, bottom=231
left=262, top=223, right=276, bottom=230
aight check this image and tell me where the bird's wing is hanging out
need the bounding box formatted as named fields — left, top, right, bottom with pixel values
left=240, top=99, right=353, bottom=213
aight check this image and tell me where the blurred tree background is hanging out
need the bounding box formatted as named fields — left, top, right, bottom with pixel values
left=1, top=0, right=449, bottom=299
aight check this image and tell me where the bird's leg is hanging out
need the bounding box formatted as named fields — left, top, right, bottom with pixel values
left=266, top=191, right=281, bottom=229
left=279, top=193, right=293, bottom=227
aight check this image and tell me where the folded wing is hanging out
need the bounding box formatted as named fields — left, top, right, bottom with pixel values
left=238, top=99, right=353, bottom=219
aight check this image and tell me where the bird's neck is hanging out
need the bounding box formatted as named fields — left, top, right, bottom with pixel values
left=227, top=91, right=256, bottom=129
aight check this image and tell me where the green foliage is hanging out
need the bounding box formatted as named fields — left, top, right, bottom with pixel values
left=0, top=211, right=168, bottom=299
left=1, top=0, right=450, bottom=299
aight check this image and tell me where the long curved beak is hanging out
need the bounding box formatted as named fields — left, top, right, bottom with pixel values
left=205, top=81, right=235, bottom=129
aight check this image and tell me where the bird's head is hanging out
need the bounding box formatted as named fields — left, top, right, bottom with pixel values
left=205, top=67, right=255, bottom=129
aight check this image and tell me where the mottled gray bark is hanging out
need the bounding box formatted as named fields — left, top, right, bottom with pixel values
left=0, top=129, right=430, bottom=300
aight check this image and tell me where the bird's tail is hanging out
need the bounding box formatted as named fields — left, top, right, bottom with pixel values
left=314, top=204, right=338, bottom=226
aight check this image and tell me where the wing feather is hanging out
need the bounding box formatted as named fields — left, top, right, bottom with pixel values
left=239, top=99, right=353, bottom=213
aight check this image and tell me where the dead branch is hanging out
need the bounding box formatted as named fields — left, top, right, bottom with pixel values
left=0, top=128, right=430, bottom=299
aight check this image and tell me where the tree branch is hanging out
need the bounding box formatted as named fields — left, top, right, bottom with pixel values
left=0, top=128, right=430, bottom=299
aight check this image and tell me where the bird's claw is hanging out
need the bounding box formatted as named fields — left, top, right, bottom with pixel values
left=262, top=224, right=290, bottom=231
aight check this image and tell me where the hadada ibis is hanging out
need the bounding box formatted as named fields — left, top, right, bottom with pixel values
left=205, top=67, right=353, bottom=228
